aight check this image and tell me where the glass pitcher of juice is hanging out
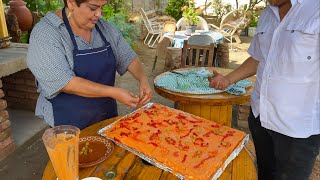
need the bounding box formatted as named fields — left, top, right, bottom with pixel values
left=42, top=125, right=80, bottom=180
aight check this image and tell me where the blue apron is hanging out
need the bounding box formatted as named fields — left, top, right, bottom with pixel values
left=50, top=8, right=118, bottom=129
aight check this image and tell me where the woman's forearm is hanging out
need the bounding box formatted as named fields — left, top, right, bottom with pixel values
left=127, top=57, right=148, bottom=83
left=62, top=76, right=118, bottom=98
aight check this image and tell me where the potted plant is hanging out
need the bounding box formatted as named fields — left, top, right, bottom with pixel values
left=181, top=2, right=201, bottom=35
left=248, top=10, right=259, bottom=37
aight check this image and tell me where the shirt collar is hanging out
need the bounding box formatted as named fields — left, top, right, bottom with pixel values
left=44, top=12, right=64, bottom=28
left=269, top=0, right=304, bottom=21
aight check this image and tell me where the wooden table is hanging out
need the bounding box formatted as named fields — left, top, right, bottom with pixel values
left=43, top=116, right=257, bottom=180
left=154, top=67, right=255, bottom=127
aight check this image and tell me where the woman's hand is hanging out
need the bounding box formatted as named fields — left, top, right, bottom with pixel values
left=113, top=88, right=140, bottom=108
left=138, top=79, right=152, bottom=107
left=208, top=69, right=231, bottom=90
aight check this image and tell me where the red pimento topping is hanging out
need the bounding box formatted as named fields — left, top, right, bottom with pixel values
left=114, top=137, right=121, bottom=143
left=173, top=151, right=179, bottom=157
left=120, top=132, right=130, bottom=137
left=131, top=113, right=141, bottom=119
left=120, top=123, right=130, bottom=130
left=149, top=130, right=161, bottom=141
left=133, top=119, right=143, bottom=125
left=221, top=130, right=236, bottom=141
left=148, top=142, right=158, bottom=147
left=194, top=138, right=204, bottom=145
left=182, top=146, right=189, bottom=151
left=211, top=124, right=221, bottom=128
left=201, top=143, right=209, bottom=147
left=180, top=128, right=194, bottom=139
left=193, top=156, right=214, bottom=168
left=165, top=137, right=176, bottom=145
left=109, top=127, right=117, bottom=132
left=176, top=113, right=188, bottom=120
left=182, top=154, right=187, bottom=163
left=186, top=119, right=203, bottom=123
left=203, top=131, right=213, bottom=137
left=147, top=120, right=164, bottom=128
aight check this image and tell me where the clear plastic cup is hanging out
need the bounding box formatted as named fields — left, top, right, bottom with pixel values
left=42, top=125, right=80, bottom=180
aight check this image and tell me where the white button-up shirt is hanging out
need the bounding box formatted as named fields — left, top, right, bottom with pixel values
left=248, top=0, right=320, bottom=138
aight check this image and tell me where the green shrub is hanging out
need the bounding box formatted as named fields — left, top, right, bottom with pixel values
left=165, top=0, right=189, bottom=21
left=101, top=3, right=139, bottom=50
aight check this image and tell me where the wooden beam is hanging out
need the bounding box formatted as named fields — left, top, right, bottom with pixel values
left=0, top=0, right=9, bottom=38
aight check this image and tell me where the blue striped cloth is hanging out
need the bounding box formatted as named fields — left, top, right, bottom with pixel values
left=155, top=68, right=252, bottom=95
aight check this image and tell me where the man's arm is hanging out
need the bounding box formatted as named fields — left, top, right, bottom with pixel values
left=209, top=57, right=259, bottom=90
left=226, top=56, right=259, bottom=84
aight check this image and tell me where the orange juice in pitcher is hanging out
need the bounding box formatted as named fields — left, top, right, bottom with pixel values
left=42, top=125, right=80, bottom=180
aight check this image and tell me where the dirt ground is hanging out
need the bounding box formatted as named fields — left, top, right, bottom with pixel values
left=0, top=37, right=318, bottom=180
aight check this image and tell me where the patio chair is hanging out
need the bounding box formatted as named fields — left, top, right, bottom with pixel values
left=140, top=8, right=162, bottom=48
left=158, top=21, right=176, bottom=43
left=208, top=9, right=251, bottom=49
left=187, top=34, right=218, bottom=67
left=152, top=37, right=172, bottom=72
left=176, top=16, right=209, bottom=31
left=180, top=40, right=215, bottom=68
left=152, top=22, right=177, bottom=72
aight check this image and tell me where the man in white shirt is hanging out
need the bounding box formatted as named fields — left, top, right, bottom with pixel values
left=208, top=0, right=320, bottom=179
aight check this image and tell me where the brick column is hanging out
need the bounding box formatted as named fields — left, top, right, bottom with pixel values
left=237, top=102, right=251, bottom=129
left=2, top=69, right=38, bottom=111
left=0, top=79, right=16, bottom=161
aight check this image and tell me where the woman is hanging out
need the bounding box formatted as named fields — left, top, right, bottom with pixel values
left=27, top=0, right=152, bottom=129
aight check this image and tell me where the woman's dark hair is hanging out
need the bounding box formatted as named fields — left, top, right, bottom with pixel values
left=63, top=0, right=86, bottom=7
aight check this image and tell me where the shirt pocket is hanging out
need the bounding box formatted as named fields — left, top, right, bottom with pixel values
left=286, top=21, right=320, bottom=63
left=284, top=21, right=320, bottom=79
left=255, top=26, right=273, bottom=61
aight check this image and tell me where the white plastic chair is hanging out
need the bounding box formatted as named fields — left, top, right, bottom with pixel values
left=176, top=16, right=209, bottom=31
left=140, top=8, right=162, bottom=48
left=208, top=9, right=251, bottom=50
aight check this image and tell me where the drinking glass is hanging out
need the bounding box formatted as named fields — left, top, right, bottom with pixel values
left=42, top=125, right=80, bottom=180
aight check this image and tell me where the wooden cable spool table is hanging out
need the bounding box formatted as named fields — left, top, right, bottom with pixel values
left=153, top=67, right=258, bottom=180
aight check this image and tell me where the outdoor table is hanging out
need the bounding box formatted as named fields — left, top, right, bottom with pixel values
left=43, top=116, right=257, bottom=180
left=154, top=67, right=255, bottom=127
left=164, top=30, right=224, bottom=48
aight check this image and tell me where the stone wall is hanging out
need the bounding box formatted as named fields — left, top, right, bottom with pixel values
left=130, top=0, right=167, bottom=12
left=1, top=69, right=38, bottom=111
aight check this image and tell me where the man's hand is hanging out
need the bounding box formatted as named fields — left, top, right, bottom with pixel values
left=208, top=69, right=231, bottom=90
